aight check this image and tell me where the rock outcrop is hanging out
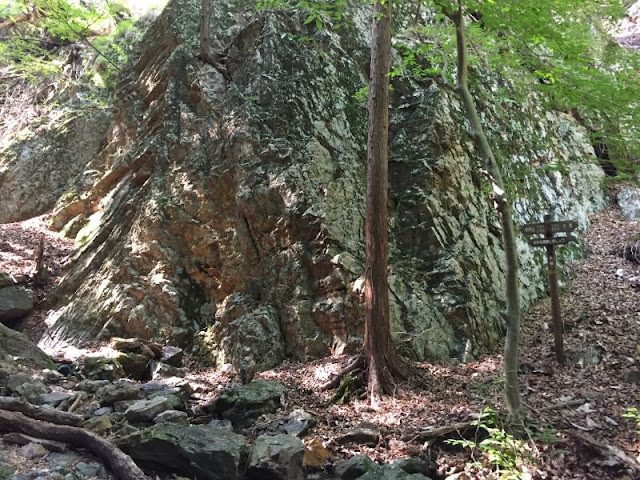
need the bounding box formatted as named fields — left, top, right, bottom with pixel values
left=0, top=107, right=111, bottom=224
left=37, top=0, right=606, bottom=362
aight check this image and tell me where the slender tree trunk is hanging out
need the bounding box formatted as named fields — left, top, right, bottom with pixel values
left=445, top=3, right=523, bottom=422
left=197, top=0, right=229, bottom=80
left=199, top=0, right=211, bottom=60
left=364, top=0, right=406, bottom=406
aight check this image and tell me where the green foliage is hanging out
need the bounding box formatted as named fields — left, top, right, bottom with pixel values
left=623, top=404, right=640, bottom=434
left=446, top=408, right=533, bottom=479
left=0, top=0, right=144, bottom=87
left=353, top=85, right=369, bottom=102
left=388, top=0, right=639, bottom=177
left=257, top=0, right=347, bottom=31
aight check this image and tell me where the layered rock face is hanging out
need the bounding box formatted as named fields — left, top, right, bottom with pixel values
left=36, top=0, right=606, bottom=364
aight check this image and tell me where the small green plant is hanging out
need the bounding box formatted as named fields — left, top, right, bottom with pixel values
left=352, top=85, right=369, bottom=103
left=623, top=405, right=640, bottom=434
left=446, top=408, right=533, bottom=479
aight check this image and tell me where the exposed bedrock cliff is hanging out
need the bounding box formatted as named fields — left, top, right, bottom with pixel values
left=36, top=0, right=606, bottom=365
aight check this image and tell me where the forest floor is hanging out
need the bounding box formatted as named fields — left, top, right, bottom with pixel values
left=0, top=205, right=639, bottom=480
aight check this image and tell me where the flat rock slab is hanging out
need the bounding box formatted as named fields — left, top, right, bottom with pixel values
left=117, top=424, right=245, bottom=480
left=124, top=396, right=172, bottom=423
left=0, top=286, right=34, bottom=322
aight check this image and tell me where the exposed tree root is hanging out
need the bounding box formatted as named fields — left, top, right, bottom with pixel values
left=0, top=409, right=148, bottom=480
left=319, top=354, right=412, bottom=406
left=0, top=396, right=83, bottom=427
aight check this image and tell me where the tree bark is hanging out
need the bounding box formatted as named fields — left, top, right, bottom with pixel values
left=0, top=410, right=148, bottom=480
left=364, top=0, right=407, bottom=406
left=197, top=0, right=230, bottom=80
left=0, top=396, right=83, bottom=426
left=444, top=2, right=523, bottom=423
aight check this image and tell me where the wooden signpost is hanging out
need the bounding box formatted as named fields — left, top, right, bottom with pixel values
left=521, top=215, right=578, bottom=363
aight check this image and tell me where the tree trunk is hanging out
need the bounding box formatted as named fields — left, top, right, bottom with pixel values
left=199, top=0, right=211, bottom=60
left=364, top=0, right=406, bottom=406
left=444, top=2, right=523, bottom=423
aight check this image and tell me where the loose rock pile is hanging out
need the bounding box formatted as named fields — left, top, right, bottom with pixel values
left=0, top=338, right=436, bottom=480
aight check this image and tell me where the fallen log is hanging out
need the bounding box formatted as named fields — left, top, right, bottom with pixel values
left=570, top=429, right=640, bottom=473
left=0, top=397, right=83, bottom=427
left=0, top=409, right=148, bottom=480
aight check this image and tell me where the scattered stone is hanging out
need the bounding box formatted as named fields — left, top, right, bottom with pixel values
left=393, top=458, right=436, bottom=478
left=40, top=391, right=73, bottom=407
left=284, top=409, right=316, bottom=437
left=617, top=186, right=640, bottom=221
left=336, top=427, right=381, bottom=447
left=149, top=361, right=183, bottom=379
left=7, top=372, right=34, bottom=392
left=73, top=462, right=104, bottom=478
left=96, top=381, right=141, bottom=405
left=92, top=406, right=113, bottom=416
left=149, top=392, right=184, bottom=410
left=116, top=352, right=150, bottom=380
left=208, top=419, right=233, bottom=430
left=76, top=380, right=110, bottom=394
left=216, top=380, right=286, bottom=426
left=335, top=454, right=379, bottom=480
left=124, top=396, right=173, bottom=423
left=83, top=357, right=125, bottom=381
left=571, top=346, right=601, bottom=368
left=0, top=324, right=52, bottom=368
left=161, top=346, right=184, bottom=367
left=246, top=434, right=305, bottom=480
left=0, top=286, right=34, bottom=322
left=358, top=464, right=433, bottom=480
left=82, top=415, right=112, bottom=435
left=117, top=424, right=245, bottom=480
left=113, top=424, right=139, bottom=438
left=19, top=442, right=48, bottom=459
left=141, top=376, right=193, bottom=397
left=7, top=374, right=49, bottom=405
left=0, top=460, right=15, bottom=479
left=303, top=437, right=331, bottom=468
left=113, top=399, right=138, bottom=413
left=155, top=410, right=189, bottom=425
left=2, top=433, right=67, bottom=453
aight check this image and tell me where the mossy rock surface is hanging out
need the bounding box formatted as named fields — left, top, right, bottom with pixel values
left=216, top=380, right=286, bottom=426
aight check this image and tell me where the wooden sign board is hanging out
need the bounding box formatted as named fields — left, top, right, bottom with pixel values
left=521, top=220, right=578, bottom=235
left=528, top=235, right=577, bottom=247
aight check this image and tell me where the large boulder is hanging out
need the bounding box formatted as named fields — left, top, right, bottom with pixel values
left=216, top=380, right=286, bottom=427
left=0, top=323, right=52, bottom=369
left=116, top=423, right=245, bottom=480
left=0, top=107, right=111, bottom=224
left=246, top=434, right=305, bottom=480
left=39, top=0, right=606, bottom=362
left=617, top=185, right=640, bottom=220
left=0, top=286, right=34, bottom=322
